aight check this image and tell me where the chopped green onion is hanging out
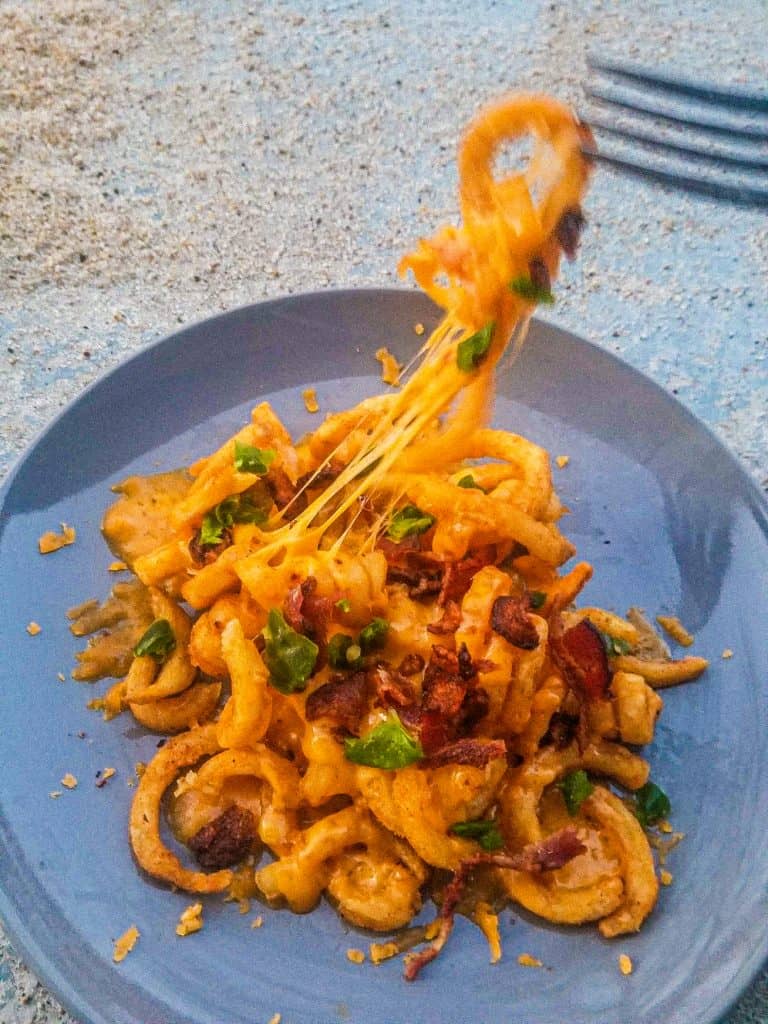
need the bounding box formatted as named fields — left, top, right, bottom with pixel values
left=344, top=712, right=423, bottom=769
left=233, top=442, right=276, bottom=475
left=558, top=770, right=594, bottom=815
left=358, top=617, right=390, bottom=654
left=327, top=633, right=361, bottom=670
left=457, top=474, right=485, bottom=491
left=450, top=818, right=504, bottom=851
left=634, top=781, right=671, bottom=827
left=133, top=619, right=175, bottom=661
left=199, top=493, right=268, bottom=546
left=262, top=609, right=318, bottom=694
left=456, top=322, right=494, bottom=372
left=600, top=631, right=633, bottom=657
left=335, top=598, right=351, bottom=613
left=508, top=276, right=555, bottom=304
left=529, top=590, right=547, bottom=610
left=387, top=504, right=436, bottom=541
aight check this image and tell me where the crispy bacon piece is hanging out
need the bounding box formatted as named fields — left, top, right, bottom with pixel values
left=267, top=466, right=300, bottom=512
left=368, top=665, right=417, bottom=710
left=295, top=459, right=343, bottom=493
left=438, top=547, right=495, bottom=605
left=188, top=528, right=232, bottom=567
left=188, top=805, right=256, bottom=870
left=491, top=595, right=539, bottom=650
left=398, top=653, right=425, bottom=677
left=457, top=642, right=475, bottom=681
left=555, top=205, right=586, bottom=259
left=404, top=827, right=586, bottom=981
left=427, top=600, right=462, bottom=636
left=304, top=672, right=368, bottom=732
left=283, top=577, right=333, bottom=646
left=423, top=737, right=506, bottom=769
left=378, top=537, right=444, bottom=599
left=528, top=257, right=551, bottom=294
left=554, top=618, right=610, bottom=701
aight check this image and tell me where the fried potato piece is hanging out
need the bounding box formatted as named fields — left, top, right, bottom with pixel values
left=129, top=679, right=221, bottom=734
left=216, top=619, right=273, bottom=748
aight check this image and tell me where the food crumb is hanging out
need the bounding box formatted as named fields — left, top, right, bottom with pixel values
left=658, top=820, right=673, bottom=834
left=61, top=773, right=78, bottom=789
left=174, top=769, right=198, bottom=797
left=113, top=925, right=140, bottom=963
left=722, top=648, right=734, bottom=659
left=414, top=322, right=425, bottom=336
left=369, top=940, right=399, bottom=964
left=251, top=915, right=263, bottom=929
left=619, top=953, right=633, bottom=975
left=472, top=901, right=502, bottom=964
left=267, top=1014, right=281, bottom=1024
left=26, top=621, right=42, bottom=636
left=57, top=672, right=66, bottom=682
left=108, top=560, right=128, bottom=572
left=49, top=791, right=62, bottom=799
left=660, top=869, right=673, bottom=886
left=375, top=346, right=402, bottom=386
left=95, top=767, right=116, bottom=789
left=555, top=455, right=569, bottom=468
left=238, top=898, right=251, bottom=915
left=176, top=902, right=204, bottom=936
left=134, top=761, right=147, bottom=779
left=38, top=524, right=76, bottom=554
left=302, top=387, right=320, bottom=413
left=517, top=953, right=543, bottom=968
left=346, top=948, right=365, bottom=964
left=656, top=614, right=694, bottom=647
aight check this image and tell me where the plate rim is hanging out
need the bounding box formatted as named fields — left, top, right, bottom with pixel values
left=0, top=285, right=767, bottom=1024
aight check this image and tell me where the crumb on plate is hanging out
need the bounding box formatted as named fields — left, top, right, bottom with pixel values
left=375, top=346, right=402, bottom=386
left=414, top=322, right=425, bottom=335
left=26, top=621, right=42, bottom=636
left=656, top=614, right=694, bottom=647
left=346, top=948, right=365, bottom=964
left=302, top=387, right=319, bottom=413
left=61, top=773, right=78, bottom=789
left=38, top=524, right=76, bottom=554
left=176, top=902, right=204, bottom=936
left=113, top=925, right=139, bottom=963
left=722, top=648, right=733, bottom=659
left=108, top=560, right=128, bottom=572
left=619, top=953, right=633, bottom=975
left=555, top=455, right=569, bottom=468
left=517, top=953, right=543, bottom=968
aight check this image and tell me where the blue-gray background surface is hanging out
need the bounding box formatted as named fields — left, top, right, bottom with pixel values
left=0, top=1, right=766, bottom=1021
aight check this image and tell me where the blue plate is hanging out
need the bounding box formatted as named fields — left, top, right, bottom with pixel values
left=1, top=289, right=766, bottom=1024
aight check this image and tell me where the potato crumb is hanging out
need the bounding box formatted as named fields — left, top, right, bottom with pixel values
left=660, top=869, right=673, bottom=886
left=26, top=621, right=42, bottom=636
left=113, top=925, right=140, bottom=963
left=656, top=614, right=694, bottom=647
left=517, top=953, right=543, bottom=968
left=302, top=387, right=320, bottom=413
left=108, top=560, right=128, bottom=572
left=619, top=953, right=633, bottom=976
left=414, top=322, right=425, bottom=336
left=57, top=672, right=66, bottom=682
left=61, top=773, right=78, bottom=789
left=555, top=455, right=570, bottom=468
left=346, top=948, right=365, bottom=964
left=38, top=524, right=76, bottom=554
left=267, top=1015, right=281, bottom=1024
left=722, top=648, right=734, bottom=659
left=472, top=901, right=502, bottom=964
left=176, top=902, right=204, bottom=936
left=96, top=767, right=116, bottom=789
left=49, top=791, right=62, bottom=799
left=375, top=346, right=402, bottom=386
left=251, top=915, right=264, bottom=929
left=369, top=941, right=399, bottom=964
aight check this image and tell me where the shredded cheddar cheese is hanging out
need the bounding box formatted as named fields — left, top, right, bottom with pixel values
left=472, top=902, right=502, bottom=964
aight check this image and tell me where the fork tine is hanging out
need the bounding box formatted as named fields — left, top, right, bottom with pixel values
left=584, top=149, right=768, bottom=208
left=588, top=56, right=768, bottom=114
left=587, top=83, right=768, bottom=143
left=585, top=116, right=768, bottom=174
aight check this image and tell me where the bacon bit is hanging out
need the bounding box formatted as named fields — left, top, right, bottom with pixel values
left=375, top=346, right=402, bottom=386
left=368, top=665, right=416, bottom=710
left=404, top=829, right=585, bottom=980
left=472, top=902, right=502, bottom=964
left=378, top=536, right=444, bottom=598
left=284, top=576, right=332, bottom=646
left=346, top=948, right=365, bottom=964
left=251, top=916, right=264, bottom=929
left=189, top=528, right=232, bottom=567
left=108, top=560, right=128, bottom=572
left=267, top=467, right=300, bottom=511
left=414, top=322, right=425, bottom=336
left=176, top=902, right=204, bottom=937
left=302, top=387, right=320, bottom=413
left=305, top=673, right=368, bottom=731
left=555, top=455, right=570, bottom=469
left=26, top=621, right=41, bottom=636
left=554, top=618, right=610, bottom=701
left=660, top=869, right=673, bottom=886
left=113, top=925, right=139, bottom=963
left=439, top=549, right=495, bottom=605
left=555, top=206, right=586, bottom=259
left=424, top=738, right=506, bottom=769
left=38, top=524, right=76, bottom=554
left=491, top=596, right=539, bottom=650
left=722, top=648, right=734, bottom=659
left=95, top=767, right=116, bottom=789
left=517, top=953, right=543, bottom=968
left=188, top=806, right=256, bottom=870
left=619, top=953, right=633, bottom=976
left=61, top=773, right=77, bottom=789
left=427, top=600, right=462, bottom=635
left=398, top=653, right=425, bottom=676
left=656, top=615, right=694, bottom=647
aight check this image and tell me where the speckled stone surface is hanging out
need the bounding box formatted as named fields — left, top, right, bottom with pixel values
left=0, top=1, right=766, bottom=1021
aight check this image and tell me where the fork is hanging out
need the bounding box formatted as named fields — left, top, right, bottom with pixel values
left=582, top=56, right=768, bottom=208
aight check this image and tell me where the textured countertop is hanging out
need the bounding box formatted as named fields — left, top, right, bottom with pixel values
left=1, top=1, right=766, bottom=1021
